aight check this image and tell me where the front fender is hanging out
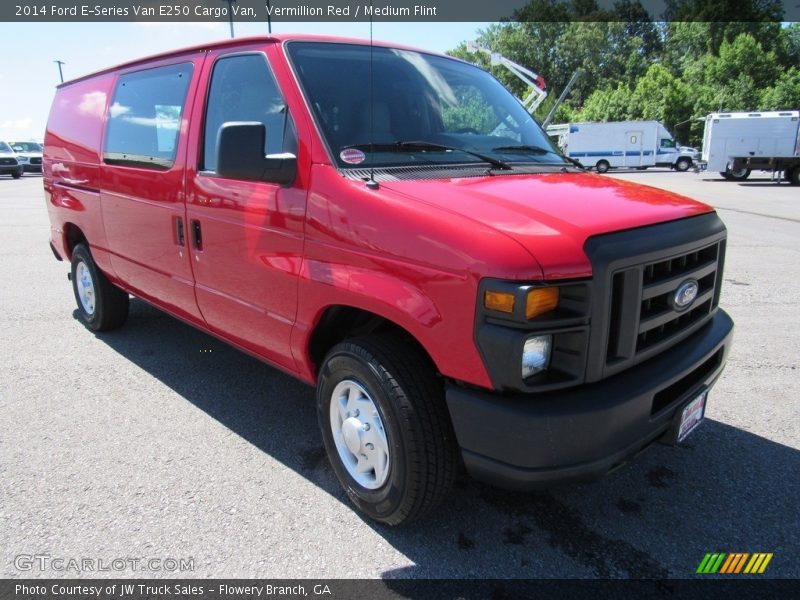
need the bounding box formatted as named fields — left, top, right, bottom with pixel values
left=291, top=258, right=493, bottom=389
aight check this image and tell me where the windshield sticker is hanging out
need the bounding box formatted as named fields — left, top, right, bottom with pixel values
left=340, top=148, right=366, bottom=165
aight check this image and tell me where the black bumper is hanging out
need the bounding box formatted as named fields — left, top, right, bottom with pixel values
left=447, top=309, right=733, bottom=490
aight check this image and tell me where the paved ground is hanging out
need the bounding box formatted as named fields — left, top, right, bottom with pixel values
left=1, top=171, right=797, bottom=579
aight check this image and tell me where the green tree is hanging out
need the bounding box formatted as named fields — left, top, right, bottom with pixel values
left=579, top=84, right=632, bottom=121
left=629, top=64, right=692, bottom=133
left=760, top=68, right=800, bottom=109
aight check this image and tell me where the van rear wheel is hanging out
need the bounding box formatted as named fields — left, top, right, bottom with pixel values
left=317, top=335, right=457, bottom=525
left=596, top=160, right=610, bottom=173
left=786, top=166, right=800, bottom=186
left=71, top=244, right=129, bottom=331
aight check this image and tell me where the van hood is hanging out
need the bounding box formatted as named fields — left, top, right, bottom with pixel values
left=381, top=171, right=713, bottom=279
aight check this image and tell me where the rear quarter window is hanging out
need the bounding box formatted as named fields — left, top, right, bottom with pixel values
left=104, top=63, right=193, bottom=170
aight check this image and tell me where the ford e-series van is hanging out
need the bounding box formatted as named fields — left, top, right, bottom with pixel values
left=44, top=35, right=733, bottom=525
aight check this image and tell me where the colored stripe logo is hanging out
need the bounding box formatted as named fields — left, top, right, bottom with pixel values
left=696, top=553, right=773, bottom=574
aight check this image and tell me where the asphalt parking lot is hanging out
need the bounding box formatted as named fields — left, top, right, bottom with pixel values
left=1, top=170, right=798, bottom=579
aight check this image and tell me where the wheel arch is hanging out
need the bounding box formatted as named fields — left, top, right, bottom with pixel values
left=63, top=222, right=88, bottom=260
left=307, top=305, right=439, bottom=379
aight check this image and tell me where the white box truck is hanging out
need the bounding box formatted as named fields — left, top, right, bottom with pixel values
left=546, top=120, right=696, bottom=173
left=701, top=111, right=800, bottom=184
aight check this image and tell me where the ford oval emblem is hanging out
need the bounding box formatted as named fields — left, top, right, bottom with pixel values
left=673, top=279, right=699, bottom=310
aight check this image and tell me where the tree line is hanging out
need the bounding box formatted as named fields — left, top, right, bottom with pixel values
left=448, top=1, right=800, bottom=146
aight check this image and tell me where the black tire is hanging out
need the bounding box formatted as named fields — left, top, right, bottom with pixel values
left=596, top=160, right=610, bottom=173
left=724, top=163, right=750, bottom=181
left=675, top=158, right=691, bottom=172
left=728, top=168, right=750, bottom=181
left=786, top=166, right=800, bottom=186
left=317, top=335, right=458, bottom=525
left=11, top=170, right=22, bottom=179
left=70, top=243, right=129, bottom=331
left=719, top=171, right=732, bottom=180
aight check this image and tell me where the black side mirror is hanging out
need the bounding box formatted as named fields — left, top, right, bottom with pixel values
left=216, top=122, right=296, bottom=186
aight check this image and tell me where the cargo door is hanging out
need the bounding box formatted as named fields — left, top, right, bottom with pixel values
left=625, top=130, right=643, bottom=167
left=100, top=54, right=207, bottom=324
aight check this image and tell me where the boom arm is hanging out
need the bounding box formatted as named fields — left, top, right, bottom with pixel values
left=467, top=42, right=548, bottom=113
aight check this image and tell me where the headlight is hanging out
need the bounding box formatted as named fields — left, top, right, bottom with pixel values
left=483, top=286, right=559, bottom=320
left=526, top=287, right=559, bottom=319
left=522, top=335, right=552, bottom=379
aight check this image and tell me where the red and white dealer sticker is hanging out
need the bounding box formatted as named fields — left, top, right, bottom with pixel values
left=339, top=148, right=366, bottom=165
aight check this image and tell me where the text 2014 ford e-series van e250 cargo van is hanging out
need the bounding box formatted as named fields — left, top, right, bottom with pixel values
left=44, top=35, right=734, bottom=525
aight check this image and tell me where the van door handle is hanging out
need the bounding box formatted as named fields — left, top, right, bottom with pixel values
left=191, top=220, right=202, bottom=250
left=175, top=217, right=185, bottom=246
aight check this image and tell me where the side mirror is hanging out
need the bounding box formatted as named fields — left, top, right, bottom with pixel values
left=216, top=121, right=296, bottom=186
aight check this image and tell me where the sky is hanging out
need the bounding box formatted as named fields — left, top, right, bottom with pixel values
left=0, top=21, right=490, bottom=142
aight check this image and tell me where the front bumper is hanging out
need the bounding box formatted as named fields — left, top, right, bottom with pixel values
left=0, top=164, right=23, bottom=175
left=447, top=309, right=733, bottom=490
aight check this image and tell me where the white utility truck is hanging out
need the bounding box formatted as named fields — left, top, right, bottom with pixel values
left=546, top=120, right=696, bottom=172
left=701, top=111, right=800, bottom=184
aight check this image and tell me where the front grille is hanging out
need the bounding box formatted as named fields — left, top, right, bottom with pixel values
left=30, top=157, right=42, bottom=165
left=638, top=244, right=719, bottom=352
left=583, top=213, right=727, bottom=383
left=0, top=158, right=16, bottom=166
left=606, top=241, right=723, bottom=366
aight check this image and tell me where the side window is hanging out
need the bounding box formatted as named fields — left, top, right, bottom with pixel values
left=203, top=53, right=296, bottom=173
left=104, top=63, right=192, bottom=169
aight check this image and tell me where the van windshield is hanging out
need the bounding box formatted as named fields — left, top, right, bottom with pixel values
left=11, top=142, right=42, bottom=152
left=287, top=42, right=568, bottom=169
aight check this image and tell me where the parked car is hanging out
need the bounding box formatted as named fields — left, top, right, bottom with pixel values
left=44, top=35, right=734, bottom=525
left=0, top=141, right=23, bottom=178
left=9, top=141, right=43, bottom=173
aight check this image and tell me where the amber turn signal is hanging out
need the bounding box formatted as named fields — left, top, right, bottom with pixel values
left=526, top=287, right=559, bottom=319
left=484, top=290, right=515, bottom=313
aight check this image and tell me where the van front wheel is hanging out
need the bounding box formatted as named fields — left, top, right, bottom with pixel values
left=71, top=244, right=129, bottom=331
left=317, top=335, right=457, bottom=525
left=596, top=160, right=610, bottom=173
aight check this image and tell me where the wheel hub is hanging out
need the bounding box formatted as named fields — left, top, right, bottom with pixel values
left=76, top=261, right=95, bottom=315
left=342, top=417, right=363, bottom=454
left=329, top=380, right=390, bottom=489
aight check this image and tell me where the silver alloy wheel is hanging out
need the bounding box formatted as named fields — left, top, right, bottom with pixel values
left=76, top=261, right=96, bottom=315
left=329, top=380, right=390, bottom=489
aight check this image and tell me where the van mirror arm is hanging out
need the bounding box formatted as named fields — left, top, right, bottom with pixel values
left=216, top=122, right=297, bottom=186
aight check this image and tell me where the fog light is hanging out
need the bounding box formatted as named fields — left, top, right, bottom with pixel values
left=522, top=335, right=552, bottom=379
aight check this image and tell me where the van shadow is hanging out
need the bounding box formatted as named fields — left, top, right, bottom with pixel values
left=86, top=299, right=800, bottom=579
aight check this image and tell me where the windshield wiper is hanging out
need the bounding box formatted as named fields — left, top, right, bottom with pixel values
left=492, top=144, right=585, bottom=170
left=491, top=144, right=552, bottom=154
left=344, top=141, right=512, bottom=171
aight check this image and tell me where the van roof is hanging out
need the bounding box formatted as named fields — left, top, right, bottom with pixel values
left=707, top=111, right=800, bottom=119
left=56, top=33, right=445, bottom=88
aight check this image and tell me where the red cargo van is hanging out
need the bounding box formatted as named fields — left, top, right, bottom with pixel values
left=44, top=35, right=733, bottom=525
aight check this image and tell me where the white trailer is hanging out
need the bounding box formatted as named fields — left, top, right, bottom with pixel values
left=545, top=120, right=695, bottom=173
left=701, top=111, right=800, bottom=184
